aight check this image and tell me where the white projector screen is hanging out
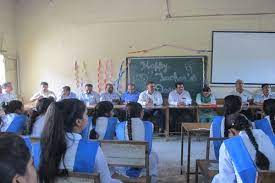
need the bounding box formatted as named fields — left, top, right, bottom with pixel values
left=211, top=31, right=275, bottom=85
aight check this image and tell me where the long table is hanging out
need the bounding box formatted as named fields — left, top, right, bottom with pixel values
left=23, top=103, right=263, bottom=140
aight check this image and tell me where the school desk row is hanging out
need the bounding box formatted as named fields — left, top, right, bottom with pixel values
left=23, top=103, right=263, bottom=139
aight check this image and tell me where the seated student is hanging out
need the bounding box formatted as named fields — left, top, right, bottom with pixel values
left=210, top=95, right=242, bottom=159
left=121, top=83, right=140, bottom=104
left=29, top=98, right=53, bottom=137
left=37, top=99, right=121, bottom=183
left=58, top=86, right=77, bottom=101
left=254, top=99, right=275, bottom=146
left=0, top=100, right=27, bottom=133
left=88, top=101, right=118, bottom=140
left=254, top=83, right=275, bottom=105
left=230, top=79, right=254, bottom=120
left=196, top=86, right=216, bottom=123
left=168, top=82, right=194, bottom=131
left=1, top=82, right=17, bottom=103
left=0, top=132, right=38, bottom=183
left=30, top=82, right=56, bottom=102
left=100, top=83, right=121, bottom=105
left=115, top=102, right=158, bottom=182
left=79, top=83, right=100, bottom=105
left=212, top=113, right=275, bottom=183
left=138, top=81, right=165, bottom=133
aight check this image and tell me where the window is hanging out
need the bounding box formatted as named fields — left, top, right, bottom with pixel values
left=0, top=54, right=5, bottom=84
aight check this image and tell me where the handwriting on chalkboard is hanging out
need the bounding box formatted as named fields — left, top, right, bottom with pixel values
left=140, top=61, right=168, bottom=73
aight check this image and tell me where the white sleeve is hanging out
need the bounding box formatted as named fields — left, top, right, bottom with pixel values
left=212, top=144, right=236, bottom=183
left=30, top=92, right=40, bottom=101
left=211, top=94, right=216, bottom=104
left=155, top=92, right=163, bottom=106
left=94, top=147, right=122, bottom=183
left=96, top=93, right=100, bottom=103
left=185, top=92, right=192, bottom=105
left=100, top=93, right=106, bottom=102
left=253, top=95, right=261, bottom=104
left=196, top=93, right=201, bottom=105
left=137, top=92, right=147, bottom=105
left=168, top=92, right=177, bottom=105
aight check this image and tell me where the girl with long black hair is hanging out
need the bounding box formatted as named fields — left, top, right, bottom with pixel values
left=210, top=95, right=242, bottom=159
left=115, top=102, right=158, bottom=182
left=212, top=113, right=275, bottom=183
left=0, top=100, right=27, bottom=133
left=38, top=99, right=121, bottom=183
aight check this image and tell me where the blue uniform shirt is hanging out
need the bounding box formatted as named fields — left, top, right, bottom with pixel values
left=121, top=91, right=140, bottom=103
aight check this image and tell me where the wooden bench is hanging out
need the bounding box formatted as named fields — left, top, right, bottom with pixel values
left=56, top=172, right=100, bottom=183
left=256, top=170, right=275, bottom=183
left=100, top=140, right=150, bottom=183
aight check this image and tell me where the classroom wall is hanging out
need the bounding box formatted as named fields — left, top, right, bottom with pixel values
left=0, top=0, right=17, bottom=93
left=15, top=0, right=275, bottom=100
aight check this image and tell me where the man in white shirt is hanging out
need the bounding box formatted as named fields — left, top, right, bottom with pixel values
left=138, top=81, right=165, bottom=133
left=168, top=82, right=194, bottom=131
left=58, top=86, right=77, bottom=101
left=1, top=82, right=17, bottom=103
left=254, top=83, right=275, bottom=105
left=100, top=83, right=121, bottom=105
left=30, top=82, right=56, bottom=102
left=79, top=84, right=100, bottom=105
left=230, top=79, right=253, bottom=120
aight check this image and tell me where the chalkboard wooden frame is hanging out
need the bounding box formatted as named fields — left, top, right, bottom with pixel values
left=126, top=56, right=207, bottom=98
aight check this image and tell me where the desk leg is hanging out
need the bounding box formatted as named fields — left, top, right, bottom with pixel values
left=165, top=107, right=170, bottom=140
left=180, top=124, right=184, bottom=175
left=196, top=107, right=199, bottom=122
left=187, top=131, right=191, bottom=183
left=195, top=160, right=199, bottom=183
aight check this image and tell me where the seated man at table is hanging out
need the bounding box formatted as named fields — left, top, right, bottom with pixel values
left=30, top=82, right=56, bottom=102
left=254, top=83, right=275, bottom=105
left=1, top=82, right=17, bottom=103
left=100, top=83, right=121, bottom=105
left=58, top=86, right=77, bottom=101
left=121, top=83, right=140, bottom=104
left=196, top=86, right=216, bottom=123
left=230, top=79, right=253, bottom=120
left=168, top=82, right=194, bottom=131
left=79, top=83, right=100, bottom=105
left=138, top=81, right=165, bottom=133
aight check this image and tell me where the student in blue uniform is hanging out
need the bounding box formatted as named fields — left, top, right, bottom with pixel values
left=254, top=99, right=275, bottom=146
left=115, top=102, right=158, bottom=182
left=210, top=95, right=242, bottom=159
left=29, top=98, right=53, bottom=137
left=38, top=99, right=121, bottom=183
left=88, top=101, right=118, bottom=140
left=0, top=132, right=38, bottom=183
left=213, top=113, right=275, bottom=183
left=0, top=100, right=27, bottom=133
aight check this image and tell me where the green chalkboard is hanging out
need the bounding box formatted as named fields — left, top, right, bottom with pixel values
left=126, top=56, right=206, bottom=98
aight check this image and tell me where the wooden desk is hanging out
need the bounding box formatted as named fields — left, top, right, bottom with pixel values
left=195, top=159, right=218, bottom=183
left=181, top=123, right=211, bottom=183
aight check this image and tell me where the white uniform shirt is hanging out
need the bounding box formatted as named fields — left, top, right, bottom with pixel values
left=119, top=118, right=158, bottom=178
left=0, top=113, right=18, bottom=132
left=30, top=90, right=56, bottom=101
left=230, top=89, right=253, bottom=103
left=100, top=92, right=120, bottom=103
left=31, top=115, right=46, bottom=137
left=60, top=133, right=121, bottom=183
left=212, top=129, right=275, bottom=183
left=168, top=90, right=192, bottom=105
left=93, top=117, right=117, bottom=140
left=79, top=91, right=100, bottom=105
left=254, top=93, right=275, bottom=104
left=138, top=90, right=163, bottom=106
left=2, top=92, right=17, bottom=103
left=196, top=93, right=216, bottom=105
